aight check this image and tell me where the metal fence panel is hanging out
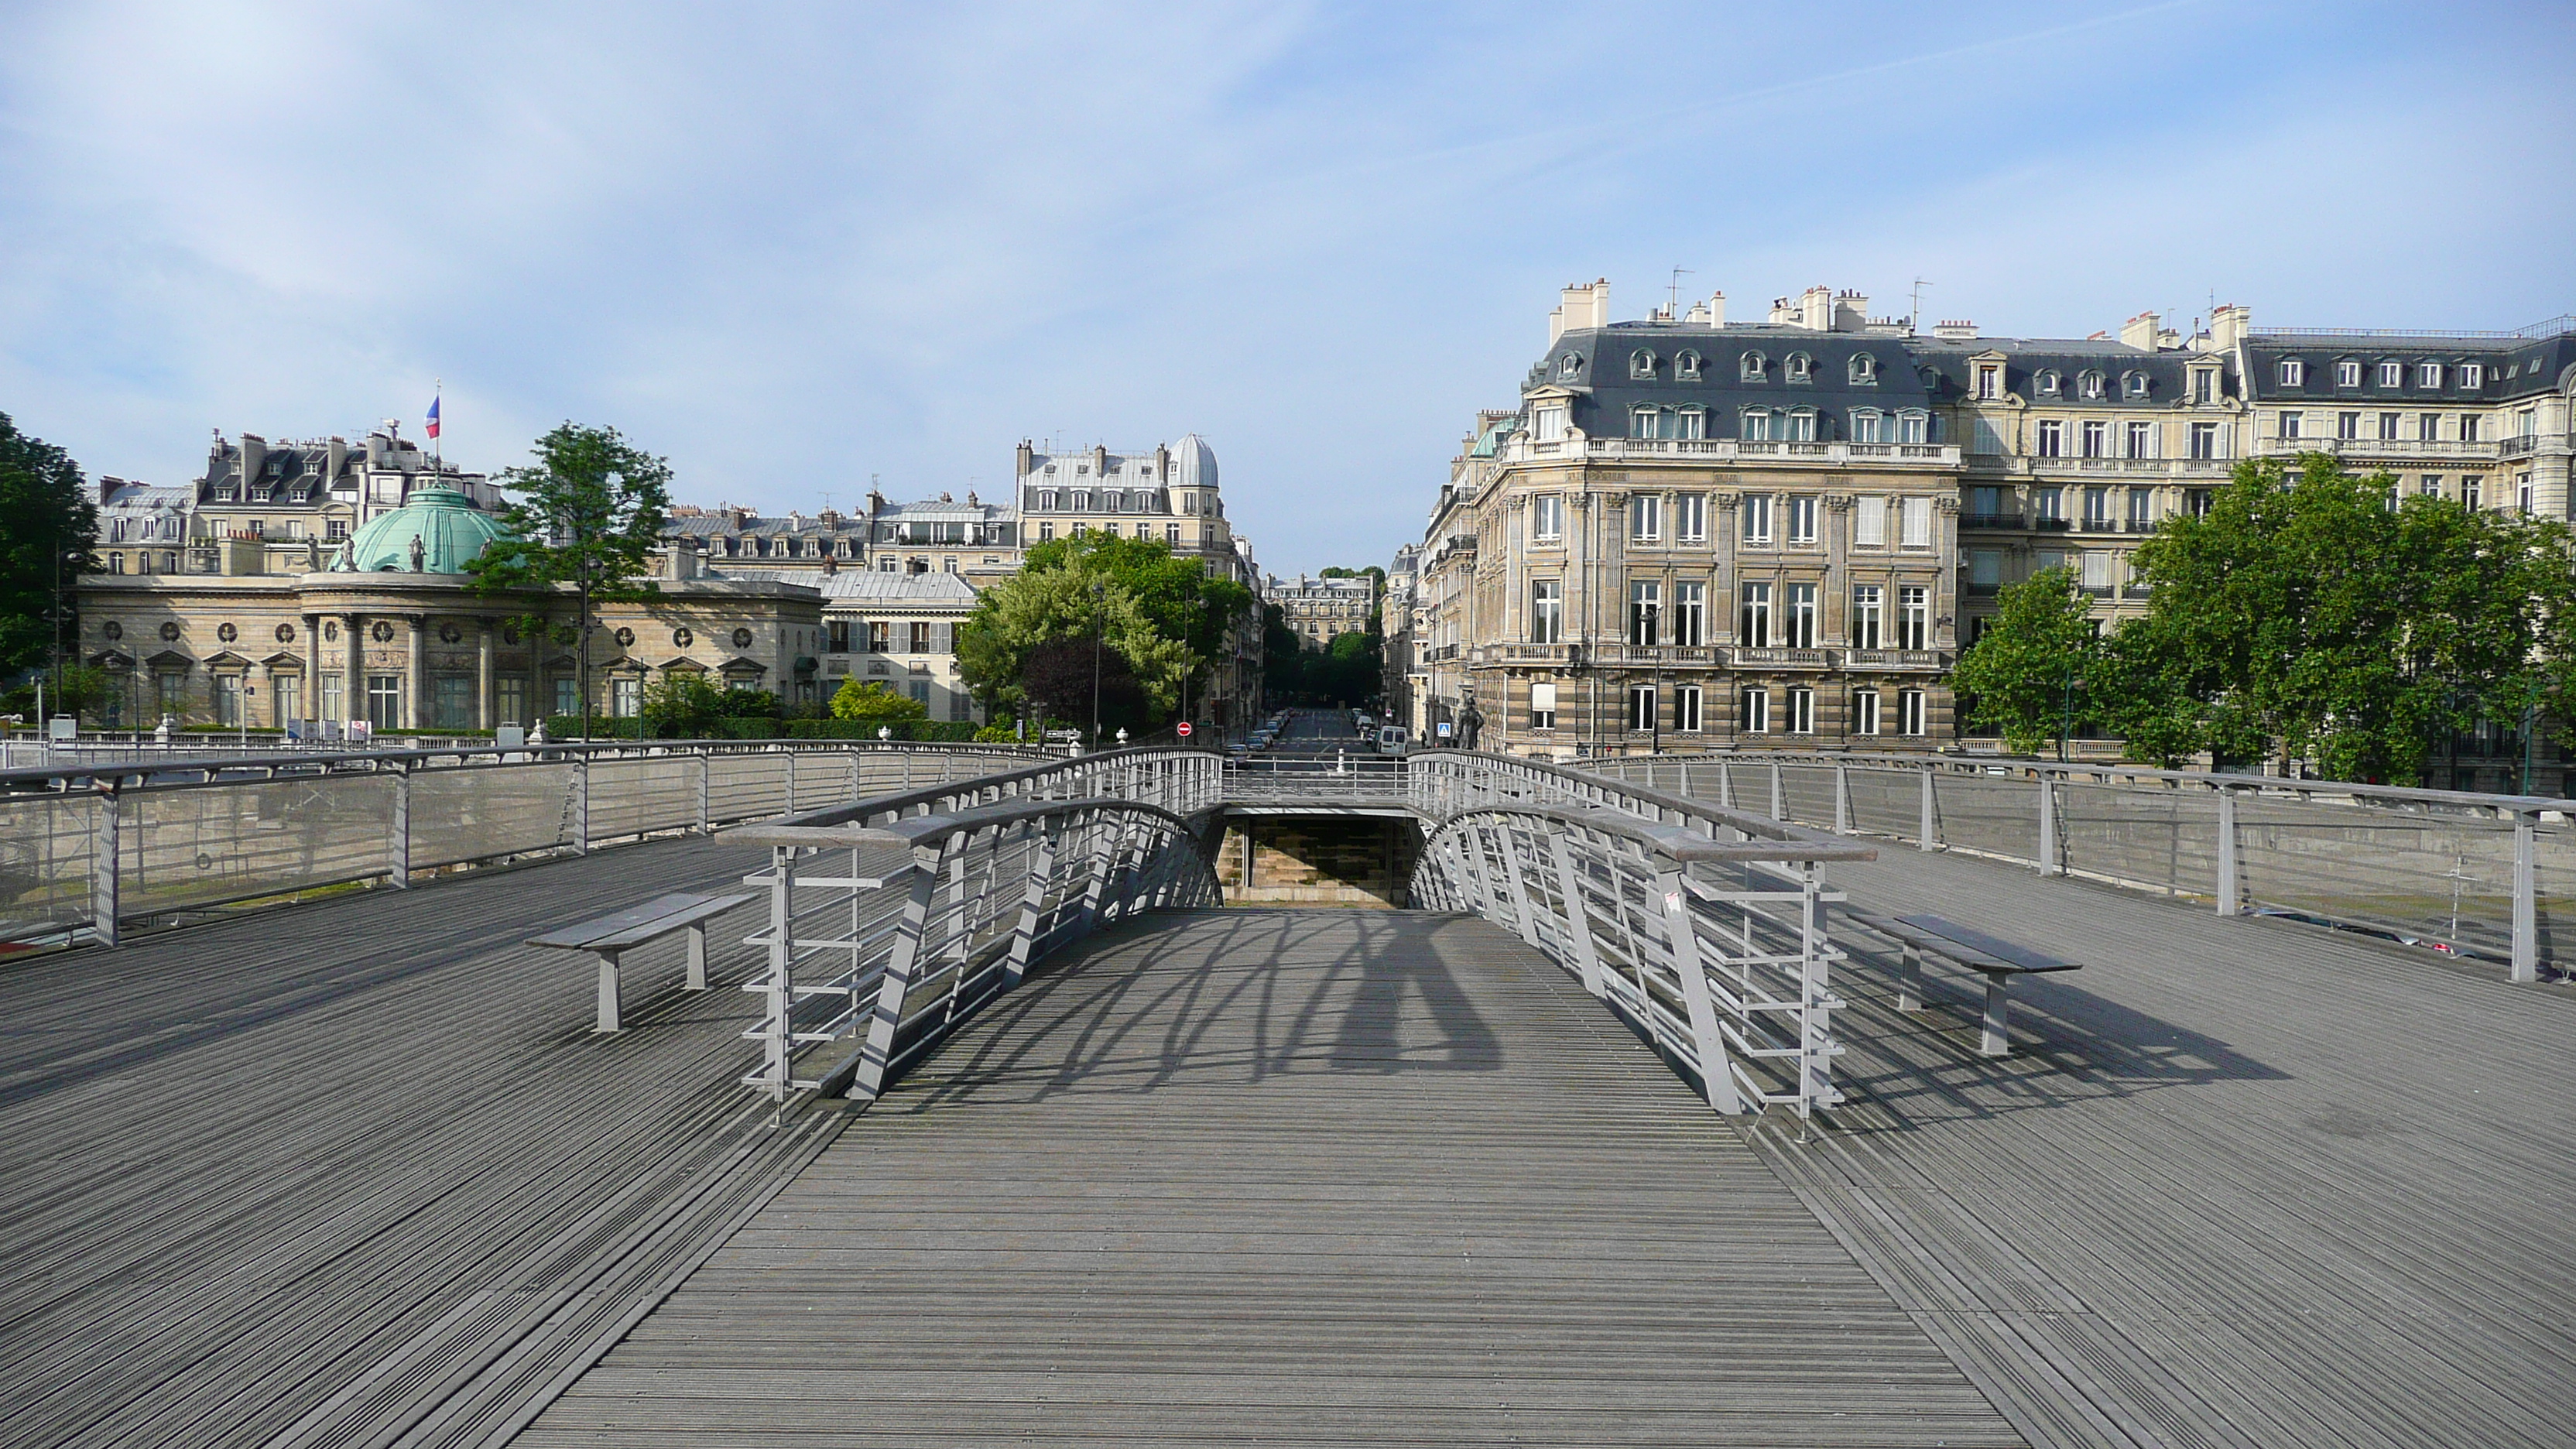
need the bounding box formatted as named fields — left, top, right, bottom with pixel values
left=711, top=753, right=791, bottom=824
left=2057, top=782, right=2219, bottom=899
left=1930, top=771, right=2038, bottom=864
left=123, top=776, right=395, bottom=916
left=1778, top=765, right=1838, bottom=830
left=0, top=793, right=97, bottom=940
left=587, top=756, right=696, bottom=842
left=1845, top=766, right=1920, bottom=840
left=2232, top=794, right=2521, bottom=957
left=412, top=764, right=577, bottom=868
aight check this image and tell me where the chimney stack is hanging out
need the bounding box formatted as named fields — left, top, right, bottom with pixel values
left=1934, top=320, right=1978, bottom=341
left=2210, top=303, right=2251, bottom=350
left=1832, top=289, right=1869, bottom=332
left=2121, top=310, right=2161, bottom=350
left=1798, top=285, right=1833, bottom=331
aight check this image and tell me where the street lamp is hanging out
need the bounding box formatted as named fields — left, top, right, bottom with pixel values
left=1089, top=581, right=1105, bottom=751
left=50, top=545, right=80, bottom=731
left=1642, top=601, right=1661, bottom=755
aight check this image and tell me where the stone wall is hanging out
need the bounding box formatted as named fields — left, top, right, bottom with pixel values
left=1215, top=817, right=1420, bottom=908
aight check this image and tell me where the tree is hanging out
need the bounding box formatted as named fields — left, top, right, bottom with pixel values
left=830, top=679, right=930, bottom=723
left=640, top=672, right=727, bottom=738
left=0, top=413, right=98, bottom=695
left=954, top=536, right=1217, bottom=735
left=1952, top=567, right=2098, bottom=755
left=466, top=423, right=673, bottom=741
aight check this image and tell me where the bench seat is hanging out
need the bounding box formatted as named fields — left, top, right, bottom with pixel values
left=529, top=891, right=755, bottom=1032
left=1849, top=910, right=2081, bottom=1057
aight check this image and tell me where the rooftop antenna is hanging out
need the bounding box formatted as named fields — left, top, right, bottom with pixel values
left=1667, top=265, right=1694, bottom=317
left=1910, top=278, right=1930, bottom=334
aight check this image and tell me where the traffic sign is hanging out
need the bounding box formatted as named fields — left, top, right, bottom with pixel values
left=1176, top=721, right=1192, bottom=737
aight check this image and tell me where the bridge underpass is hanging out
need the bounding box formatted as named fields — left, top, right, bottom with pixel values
left=2, top=743, right=2572, bottom=1447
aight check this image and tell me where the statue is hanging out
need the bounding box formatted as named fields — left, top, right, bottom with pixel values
left=1455, top=697, right=1484, bottom=751
left=409, top=534, right=426, bottom=572
left=334, top=536, right=355, bottom=571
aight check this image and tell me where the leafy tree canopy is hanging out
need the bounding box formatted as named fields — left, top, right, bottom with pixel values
left=957, top=534, right=1239, bottom=725
left=831, top=680, right=930, bottom=722
left=1015, top=533, right=1253, bottom=663
left=0, top=413, right=98, bottom=680
left=1951, top=567, right=2097, bottom=755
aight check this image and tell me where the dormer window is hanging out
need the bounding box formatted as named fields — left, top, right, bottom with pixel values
left=1557, top=353, right=1583, bottom=380
left=2461, top=362, right=2484, bottom=388
left=2419, top=361, right=2443, bottom=388
left=1786, top=408, right=1817, bottom=442
left=1038, top=490, right=1057, bottom=510
left=1851, top=408, right=1884, bottom=443
left=1741, top=407, right=1773, bottom=440
left=1740, top=351, right=1766, bottom=382
left=2279, top=358, right=2305, bottom=386
left=1629, top=349, right=1656, bottom=379
left=1676, top=350, right=1701, bottom=380
left=2123, top=371, right=2149, bottom=397
left=2079, top=370, right=2104, bottom=399
left=1785, top=352, right=1813, bottom=382
left=2336, top=359, right=2362, bottom=387
left=2036, top=369, right=2060, bottom=396
left=1848, top=353, right=1876, bottom=385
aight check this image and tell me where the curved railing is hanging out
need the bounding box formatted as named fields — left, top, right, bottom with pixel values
left=727, top=748, right=1227, bottom=1101
left=1410, top=783, right=1872, bottom=1120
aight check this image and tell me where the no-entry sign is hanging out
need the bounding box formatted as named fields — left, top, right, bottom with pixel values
left=1177, top=721, right=1193, bottom=737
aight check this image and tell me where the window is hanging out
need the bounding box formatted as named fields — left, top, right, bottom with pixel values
left=1675, top=685, right=1702, bottom=731
left=1675, top=492, right=1706, bottom=541
left=1741, top=687, right=1770, bottom=734
left=2036, top=369, right=2061, bottom=396
left=1786, top=409, right=1817, bottom=442
left=1530, top=680, right=1557, bottom=731
left=1037, top=522, right=1054, bottom=542
left=553, top=677, right=579, bottom=716
left=2461, top=363, right=2484, bottom=389
left=1899, top=689, right=1926, bottom=737
left=1776, top=581, right=1814, bottom=647
left=2082, top=420, right=2108, bottom=457
left=828, top=620, right=852, bottom=653
left=1977, top=365, right=1999, bottom=400
left=2035, top=486, right=2064, bottom=523
left=2279, top=411, right=2303, bottom=440
left=1674, top=581, right=1705, bottom=646
left=2128, top=488, right=2153, bottom=529
left=1676, top=350, right=1701, bottom=381
left=1901, top=497, right=1931, bottom=548
left=1530, top=581, right=1563, bottom=643
left=2125, top=371, right=2149, bottom=398
left=2193, top=368, right=2215, bottom=405
left=1850, top=352, right=1877, bottom=384
left=1898, top=411, right=1929, bottom=444
left=1852, top=408, right=1883, bottom=443
left=1897, top=587, right=1929, bottom=649
left=907, top=680, right=930, bottom=706
left=2420, top=413, right=2441, bottom=441
left=212, top=673, right=242, bottom=727
left=1531, top=495, right=1563, bottom=542
left=2380, top=361, right=2404, bottom=387
left=2037, top=420, right=2064, bottom=457
left=2420, top=474, right=2443, bottom=498
left=1786, top=495, right=1818, bottom=545
left=1741, top=408, right=1773, bottom=440
left=326, top=519, right=349, bottom=540
left=1630, top=494, right=1662, bottom=542
left=2191, top=422, right=2220, bottom=459
left=1786, top=687, right=1815, bottom=734
left=2337, top=360, right=2362, bottom=387
left=1855, top=496, right=1888, bottom=546
left=433, top=675, right=474, bottom=729
left=2080, top=371, right=2104, bottom=399
left=2460, top=414, right=2482, bottom=443
left=2082, top=551, right=2113, bottom=592
left=1739, top=582, right=1772, bottom=647
left=2127, top=420, right=2154, bottom=458
left=1533, top=405, right=1568, bottom=440
left=1559, top=354, right=1582, bottom=380
left=2279, top=358, right=2305, bottom=386
left=867, top=621, right=890, bottom=653
left=1629, top=407, right=1659, bottom=439
left=1852, top=585, right=1883, bottom=649
left=1742, top=494, right=1773, bottom=544
left=1740, top=350, right=1766, bottom=381
left=2084, top=486, right=2110, bottom=526
left=1853, top=689, right=1880, bottom=736
left=2338, top=412, right=2360, bottom=440
left=1786, top=352, right=1812, bottom=382
left=1677, top=408, right=1705, bottom=440
left=2462, top=476, right=2483, bottom=510
left=365, top=674, right=403, bottom=729
left=1629, top=581, right=1662, bottom=646
left=1629, top=349, right=1656, bottom=379
left=2519, top=474, right=2533, bottom=515
left=908, top=622, right=932, bottom=653
left=1626, top=686, right=1657, bottom=732
left=2378, top=412, right=2401, bottom=440
left=2419, top=361, right=2444, bottom=388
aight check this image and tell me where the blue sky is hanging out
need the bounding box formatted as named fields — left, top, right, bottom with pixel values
left=3, top=1, right=2571, bottom=576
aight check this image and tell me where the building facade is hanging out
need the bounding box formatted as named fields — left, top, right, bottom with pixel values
left=1266, top=573, right=1379, bottom=650
left=817, top=571, right=982, bottom=724
left=1426, top=279, right=2576, bottom=762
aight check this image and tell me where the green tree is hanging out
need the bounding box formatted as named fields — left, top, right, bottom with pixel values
left=640, top=672, right=727, bottom=737
left=1951, top=567, right=2097, bottom=755
left=957, top=535, right=1231, bottom=733
left=465, top=423, right=673, bottom=741
left=831, top=679, right=930, bottom=722
left=0, top=413, right=98, bottom=694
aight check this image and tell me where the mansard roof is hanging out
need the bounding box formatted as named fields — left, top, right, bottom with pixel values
left=2240, top=328, right=2576, bottom=402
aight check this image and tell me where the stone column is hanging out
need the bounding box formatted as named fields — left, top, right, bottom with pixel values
left=345, top=613, right=366, bottom=728
left=406, top=615, right=427, bottom=730
left=477, top=619, right=495, bottom=729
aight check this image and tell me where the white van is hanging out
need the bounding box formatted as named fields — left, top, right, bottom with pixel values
left=1374, top=724, right=1410, bottom=757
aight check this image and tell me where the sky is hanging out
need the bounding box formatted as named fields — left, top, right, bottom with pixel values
left=3, top=0, right=2572, bottom=577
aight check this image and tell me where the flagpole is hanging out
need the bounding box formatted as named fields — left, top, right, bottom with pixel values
left=433, top=377, right=442, bottom=474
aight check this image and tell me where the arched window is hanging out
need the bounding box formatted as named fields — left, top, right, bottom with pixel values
left=1740, top=351, right=1767, bottom=381
left=1038, top=490, right=1057, bottom=510
left=1676, top=350, right=1702, bottom=380
left=2079, top=370, right=2104, bottom=399
left=2123, top=371, right=2150, bottom=397
left=1786, top=352, right=1813, bottom=382
left=2036, top=369, right=2060, bottom=396
left=1849, top=353, right=1877, bottom=384
left=1740, top=408, right=1773, bottom=440
left=1558, top=353, right=1583, bottom=379
left=1629, top=349, right=1656, bottom=379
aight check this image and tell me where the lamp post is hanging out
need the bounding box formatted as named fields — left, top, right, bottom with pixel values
left=1643, top=601, right=1661, bottom=755
left=1090, top=581, right=1105, bottom=752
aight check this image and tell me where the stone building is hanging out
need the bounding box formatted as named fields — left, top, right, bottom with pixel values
left=1266, top=573, right=1379, bottom=650
left=663, top=491, right=1023, bottom=588
left=76, top=485, right=824, bottom=731
left=817, top=571, right=982, bottom=724
left=1013, top=436, right=1256, bottom=585
left=1422, top=278, right=2576, bottom=762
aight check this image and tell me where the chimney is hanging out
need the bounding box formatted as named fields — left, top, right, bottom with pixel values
left=239, top=433, right=267, bottom=487
left=1833, top=289, right=1869, bottom=332
left=2121, top=310, right=2161, bottom=350
left=1091, top=444, right=1109, bottom=478
left=1016, top=440, right=1034, bottom=477
left=1797, top=286, right=1832, bottom=331
left=98, top=475, right=123, bottom=503
left=1933, top=320, right=1978, bottom=341
left=2210, top=303, right=2251, bottom=350
left=938, top=492, right=952, bottom=503
left=1768, top=296, right=1797, bottom=324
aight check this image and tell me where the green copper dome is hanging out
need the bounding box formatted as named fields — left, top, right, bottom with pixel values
left=336, top=485, right=512, bottom=573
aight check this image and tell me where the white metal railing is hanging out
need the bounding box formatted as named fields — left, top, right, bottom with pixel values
left=1401, top=752, right=1871, bottom=1118
left=1580, top=750, right=2570, bottom=981
left=728, top=748, right=1225, bottom=1101
left=0, top=740, right=1050, bottom=947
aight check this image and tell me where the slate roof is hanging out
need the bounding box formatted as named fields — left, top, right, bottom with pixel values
left=2240, top=330, right=2576, bottom=403
left=816, top=571, right=979, bottom=602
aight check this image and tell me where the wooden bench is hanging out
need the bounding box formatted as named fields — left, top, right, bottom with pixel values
left=1849, top=911, right=2081, bottom=1057
left=529, top=892, right=755, bottom=1033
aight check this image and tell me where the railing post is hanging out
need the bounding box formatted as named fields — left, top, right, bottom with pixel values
left=1834, top=762, right=1851, bottom=834
left=2215, top=786, right=2239, bottom=916
left=848, top=748, right=862, bottom=802
left=1548, top=831, right=1606, bottom=998
left=1655, top=861, right=1742, bottom=1115
left=2513, top=813, right=2538, bottom=983
left=1769, top=760, right=1784, bottom=822
left=1919, top=765, right=1937, bottom=851
left=573, top=754, right=591, bottom=855
left=849, top=844, right=940, bottom=1101
left=389, top=764, right=412, bottom=889
left=1716, top=759, right=1733, bottom=810
left=91, top=783, right=120, bottom=947
left=785, top=748, right=798, bottom=812
left=2038, top=775, right=2058, bottom=875
left=697, top=749, right=713, bottom=835
left=1495, top=820, right=1546, bottom=950
left=759, top=844, right=797, bottom=1100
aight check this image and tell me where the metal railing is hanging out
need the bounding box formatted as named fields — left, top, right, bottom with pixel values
left=0, top=740, right=1050, bottom=947
left=728, top=748, right=1226, bottom=1101
left=1579, top=751, right=2570, bottom=981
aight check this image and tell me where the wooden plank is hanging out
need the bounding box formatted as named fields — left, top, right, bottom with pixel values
left=1894, top=913, right=2082, bottom=974
left=526, top=890, right=734, bottom=951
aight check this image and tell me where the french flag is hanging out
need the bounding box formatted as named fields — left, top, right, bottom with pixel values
left=425, top=394, right=441, bottom=440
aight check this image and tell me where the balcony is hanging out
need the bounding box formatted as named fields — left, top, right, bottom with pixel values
left=1509, top=438, right=1964, bottom=468
left=1478, top=642, right=1572, bottom=666
left=1599, top=645, right=1722, bottom=666
left=1843, top=648, right=1944, bottom=672
left=2030, top=517, right=2073, bottom=532
left=2254, top=437, right=2502, bottom=461
left=2076, top=519, right=2122, bottom=533
left=1730, top=647, right=1833, bottom=672
left=1961, top=512, right=2023, bottom=529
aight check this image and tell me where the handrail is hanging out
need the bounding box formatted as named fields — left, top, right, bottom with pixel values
left=0, top=737, right=1049, bottom=794
left=1407, top=748, right=1875, bottom=860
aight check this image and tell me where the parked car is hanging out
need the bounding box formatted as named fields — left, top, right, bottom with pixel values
left=1375, top=725, right=1410, bottom=758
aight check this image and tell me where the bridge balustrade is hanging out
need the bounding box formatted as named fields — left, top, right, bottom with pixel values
left=0, top=740, right=1048, bottom=947
left=1585, top=751, right=2569, bottom=980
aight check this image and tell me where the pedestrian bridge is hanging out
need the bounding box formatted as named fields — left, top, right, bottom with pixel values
left=2, top=739, right=2571, bottom=1447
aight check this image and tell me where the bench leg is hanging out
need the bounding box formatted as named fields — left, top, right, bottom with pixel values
left=1896, top=944, right=1924, bottom=1012
left=594, top=948, right=623, bottom=1033
left=1979, top=972, right=2011, bottom=1057
left=686, top=923, right=709, bottom=991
